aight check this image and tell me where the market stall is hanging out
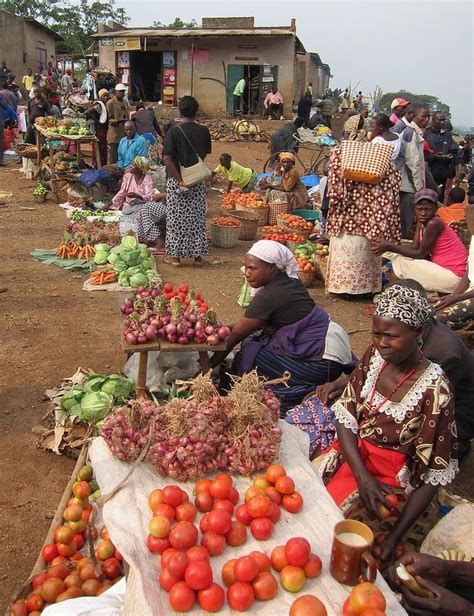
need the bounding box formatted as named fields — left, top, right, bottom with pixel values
left=35, top=124, right=101, bottom=202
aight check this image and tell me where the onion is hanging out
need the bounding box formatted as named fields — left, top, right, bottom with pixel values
left=165, top=323, right=177, bottom=335
left=161, top=315, right=171, bottom=326
left=145, top=324, right=157, bottom=340
left=206, top=334, right=219, bottom=345
left=176, top=322, right=187, bottom=335
left=137, top=335, right=148, bottom=344
left=151, top=288, right=160, bottom=298
left=124, top=298, right=133, bottom=308
left=204, top=325, right=215, bottom=336
left=167, top=334, right=178, bottom=343
left=218, top=326, right=231, bottom=340
left=158, top=327, right=167, bottom=338
left=125, top=331, right=137, bottom=345
left=188, top=314, right=197, bottom=324
left=195, top=321, right=203, bottom=330
left=125, top=306, right=134, bottom=315
left=186, top=328, right=194, bottom=338
left=177, top=335, right=189, bottom=345
left=194, top=330, right=206, bottom=343
left=149, top=317, right=160, bottom=327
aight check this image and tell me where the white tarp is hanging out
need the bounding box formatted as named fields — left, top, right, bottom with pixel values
left=89, top=423, right=406, bottom=615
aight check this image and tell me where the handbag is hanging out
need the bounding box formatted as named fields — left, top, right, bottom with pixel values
left=340, top=141, right=393, bottom=184
left=176, top=125, right=211, bottom=187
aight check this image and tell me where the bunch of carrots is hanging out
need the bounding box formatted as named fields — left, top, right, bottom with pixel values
left=90, top=267, right=116, bottom=285
left=55, top=241, right=95, bottom=261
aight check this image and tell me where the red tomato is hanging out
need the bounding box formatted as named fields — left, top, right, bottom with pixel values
left=178, top=283, right=189, bottom=294
left=200, top=512, right=211, bottom=534
left=147, top=534, right=170, bottom=554
left=247, top=495, right=273, bottom=519
left=176, top=503, right=197, bottom=523
left=195, top=490, right=214, bottom=513
left=162, top=485, right=184, bottom=507
left=213, top=499, right=234, bottom=515
left=185, top=560, right=213, bottom=590
left=221, top=559, right=237, bottom=587
left=234, top=556, right=259, bottom=582
left=265, top=486, right=282, bottom=504
left=40, top=577, right=66, bottom=602
left=265, top=464, right=286, bottom=484
left=178, top=292, right=187, bottom=302
left=169, top=522, right=198, bottom=550
left=26, top=594, right=45, bottom=613
left=303, top=553, right=322, bottom=578
left=250, top=517, right=273, bottom=541
left=51, top=555, right=68, bottom=566
left=271, top=545, right=289, bottom=572
left=72, top=481, right=91, bottom=500
left=102, top=557, right=122, bottom=580
left=197, top=582, right=225, bottom=613
left=167, top=552, right=189, bottom=580
left=149, top=515, right=171, bottom=538
left=161, top=548, right=180, bottom=568
left=57, top=540, right=77, bottom=557
left=32, top=573, right=47, bottom=588
left=186, top=546, right=209, bottom=563
left=280, top=565, right=305, bottom=593
left=163, top=283, right=173, bottom=293
left=349, top=582, right=386, bottom=613
left=275, top=476, right=295, bottom=495
left=153, top=503, right=176, bottom=522
left=148, top=488, right=164, bottom=511
left=228, top=487, right=240, bottom=505
left=159, top=567, right=181, bottom=592
left=42, top=543, right=59, bottom=562
left=209, top=479, right=231, bottom=500
left=73, top=533, right=85, bottom=549
left=169, top=582, right=196, bottom=611
left=8, top=601, right=28, bottom=616
left=245, top=486, right=263, bottom=502
left=249, top=551, right=272, bottom=572
left=206, top=510, right=232, bottom=535
left=201, top=531, right=226, bottom=556
left=46, top=564, right=70, bottom=580
left=227, top=581, right=255, bottom=611
left=285, top=538, right=310, bottom=567
left=198, top=305, right=208, bottom=314
left=252, top=571, right=278, bottom=600
left=235, top=504, right=252, bottom=526
left=269, top=502, right=281, bottom=523
left=225, top=521, right=247, bottom=547
left=282, top=491, right=304, bottom=513
left=290, top=595, right=328, bottom=616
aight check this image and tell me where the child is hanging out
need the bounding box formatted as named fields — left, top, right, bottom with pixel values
left=211, top=153, right=258, bottom=193
left=437, top=187, right=466, bottom=225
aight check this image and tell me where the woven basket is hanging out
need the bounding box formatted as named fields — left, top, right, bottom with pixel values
left=276, top=214, right=289, bottom=228
left=210, top=221, right=242, bottom=248
left=298, top=271, right=315, bottom=288
left=315, top=255, right=328, bottom=281
left=284, top=225, right=312, bottom=239
left=229, top=210, right=259, bottom=241
left=268, top=201, right=288, bottom=226
left=235, top=204, right=269, bottom=226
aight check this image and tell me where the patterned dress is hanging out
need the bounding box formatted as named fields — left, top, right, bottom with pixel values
left=326, top=146, right=401, bottom=295
left=316, top=346, right=458, bottom=534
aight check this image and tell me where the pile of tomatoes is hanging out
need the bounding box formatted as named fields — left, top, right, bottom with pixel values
left=285, top=233, right=309, bottom=244
left=261, top=234, right=287, bottom=243
left=261, top=225, right=286, bottom=235
left=222, top=192, right=239, bottom=210
left=235, top=192, right=266, bottom=208
left=210, top=216, right=241, bottom=227
left=161, top=282, right=209, bottom=313
left=281, top=214, right=314, bottom=231
left=9, top=466, right=124, bottom=615
left=270, top=538, right=322, bottom=593
left=295, top=254, right=317, bottom=273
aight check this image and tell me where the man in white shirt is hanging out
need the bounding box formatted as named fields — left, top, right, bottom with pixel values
left=264, top=87, right=284, bottom=120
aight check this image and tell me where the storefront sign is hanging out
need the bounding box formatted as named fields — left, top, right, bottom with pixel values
left=114, top=37, right=141, bottom=51
left=100, top=38, right=114, bottom=46
left=117, top=51, right=130, bottom=68
left=162, top=51, right=175, bottom=68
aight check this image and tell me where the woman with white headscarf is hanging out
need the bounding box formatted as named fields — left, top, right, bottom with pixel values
left=209, top=240, right=355, bottom=413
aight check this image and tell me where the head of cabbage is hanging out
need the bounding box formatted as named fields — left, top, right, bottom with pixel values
left=121, top=236, right=138, bottom=251
left=79, top=392, right=113, bottom=423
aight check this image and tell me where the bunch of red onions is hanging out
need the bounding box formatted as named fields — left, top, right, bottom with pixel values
left=225, top=423, right=283, bottom=475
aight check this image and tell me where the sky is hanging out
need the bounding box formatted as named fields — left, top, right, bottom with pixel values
left=117, top=0, right=473, bottom=127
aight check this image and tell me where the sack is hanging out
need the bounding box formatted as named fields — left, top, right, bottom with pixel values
left=340, top=141, right=393, bottom=184
left=176, top=125, right=211, bottom=187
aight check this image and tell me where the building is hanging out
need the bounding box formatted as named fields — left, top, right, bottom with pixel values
left=92, top=16, right=329, bottom=117
left=0, top=11, right=63, bottom=87
left=297, top=53, right=331, bottom=98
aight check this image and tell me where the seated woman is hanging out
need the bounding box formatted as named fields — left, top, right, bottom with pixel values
left=133, top=103, right=164, bottom=164
left=370, top=113, right=401, bottom=161
left=373, top=188, right=468, bottom=294
left=111, top=157, right=166, bottom=251
left=264, top=152, right=309, bottom=211
left=315, top=284, right=458, bottom=566
left=209, top=240, right=355, bottom=413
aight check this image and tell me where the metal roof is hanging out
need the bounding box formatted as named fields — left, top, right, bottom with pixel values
left=91, top=27, right=297, bottom=38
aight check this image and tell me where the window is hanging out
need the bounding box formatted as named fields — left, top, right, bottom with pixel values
left=36, top=47, right=47, bottom=67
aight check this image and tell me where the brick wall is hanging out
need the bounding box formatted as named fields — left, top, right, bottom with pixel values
left=201, top=17, right=254, bottom=29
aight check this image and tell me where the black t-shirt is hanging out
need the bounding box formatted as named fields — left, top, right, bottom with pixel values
left=163, top=122, right=211, bottom=168
left=244, top=270, right=315, bottom=328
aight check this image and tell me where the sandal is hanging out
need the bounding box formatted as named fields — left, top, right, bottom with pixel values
left=149, top=247, right=165, bottom=256
left=163, top=256, right=181, bottom=267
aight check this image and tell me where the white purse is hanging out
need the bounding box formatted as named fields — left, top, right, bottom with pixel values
left=177, top=125, right=211, bottom=187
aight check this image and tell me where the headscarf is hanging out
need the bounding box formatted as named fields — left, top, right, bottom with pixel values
left=343, top=114, right=368, bottom=142
left=132, top=156, right=150, bottom=173
left=98, top=88, right=109, bottom=98
left=96, top=89, right=109, bottom=124
left=279, top=151, right=295, bottom=163
left=374, top=284, right=432, bottom=328
left=247, top=240, right=300, bottom=279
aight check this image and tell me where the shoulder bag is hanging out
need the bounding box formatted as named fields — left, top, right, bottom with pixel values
left=176, top=124, right=211, bottom=187
left=340, top=141, right=394, bottom=184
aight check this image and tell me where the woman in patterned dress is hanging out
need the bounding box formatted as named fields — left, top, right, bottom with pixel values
left=325, top=144, right=401, bottom=296
left=162, top=96, right=211, bottom=267
left=316, top=284, right=458, bottom=566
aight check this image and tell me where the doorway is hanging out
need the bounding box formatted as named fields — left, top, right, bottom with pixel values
left=130, top=52, right=162, bottom=101
left=227, top=65, right=278, bottom=116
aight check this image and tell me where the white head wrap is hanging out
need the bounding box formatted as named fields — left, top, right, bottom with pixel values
left=374, top=284, right=432, bottom=328
left=247, top=240, right=300, bottom=279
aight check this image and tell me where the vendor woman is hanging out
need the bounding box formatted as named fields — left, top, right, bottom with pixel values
left=210, top=240, right=355, bottom=413
left=266, top=152, right=309, bottom=211
left=315, top=284, right=458, bottom=565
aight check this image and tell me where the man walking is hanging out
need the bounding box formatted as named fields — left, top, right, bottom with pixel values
left=233, top=77, right=247, bottom=116
left=106, top=83, right=129, bottom=164
left=22, top=69, right=33, bottom=98
left=424, top=111, right=459, bottom=202
left=398, top=104, right=430, bottom=238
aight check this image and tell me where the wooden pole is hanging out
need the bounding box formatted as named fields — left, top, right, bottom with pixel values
left=190, top=40, right=195, bottom=96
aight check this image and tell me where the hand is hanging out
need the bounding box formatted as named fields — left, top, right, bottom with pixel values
left=315, top=381, right=344, bottom=405
left=127, top=192, right=143, bottom=200
left=152, top=192, right=165, bottom=202
left=434, top=294, right=458, bottom=312
left=357, top=473, right=391, bottom=519
left=397, top=552, right=449, bottom=587
left=372, top=239, right=391, bottom=255
left=400, top=577, right=473, bottom=616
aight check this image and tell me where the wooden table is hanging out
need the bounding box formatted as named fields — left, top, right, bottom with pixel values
left=121, top=338, right=227, bottom=397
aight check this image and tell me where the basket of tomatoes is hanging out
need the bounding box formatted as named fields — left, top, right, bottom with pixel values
left=235, top=192, right=269, bottom=226
left=285, top=233, right=310, bottom=252
left=209, top=216, right=242, bottom=248
left=260, top=225, right=286, bottom=238
left=295, top=254, right=317, bottom=288
left=261, top=233, right=287, bottom=243
left=281, top=214, right=314, bottom=239
left=228, top=210, right=259, bottom=241
left=267, top=200, right=288, bottom=225
left=222, top=192, right=239, bottom=211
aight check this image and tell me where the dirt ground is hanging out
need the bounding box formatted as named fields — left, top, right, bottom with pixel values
left=0, top=134, right=472, bottom=610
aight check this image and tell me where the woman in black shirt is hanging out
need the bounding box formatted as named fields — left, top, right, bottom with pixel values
left=162, top=96, right=211, bottom=266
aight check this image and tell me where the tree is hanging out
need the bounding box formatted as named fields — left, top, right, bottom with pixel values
left=152, top=17, right=197, bottom=29
left=0, top=0, right=60, bottom=22
left=380, top=90, right=451, bottom=118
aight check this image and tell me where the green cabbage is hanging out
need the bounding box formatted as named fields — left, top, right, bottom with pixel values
left=107, top=252, right=120, bottom=265
left=79, top=392, right=113, bottom=423
left=121, top=236, right=138, bottom=251
left=94, top=243, right=109, bottom=253
left=139, top=245, right=150, bottom=258
left=94, top=251, right=109, bottom=265
left=141, top=258, right=153, bottom=270
left=118, top=271, right=130, bottom=287
left=60, top=386, right=85, bottom=411
left=114, top=259, right=127, bottom=272
left=100, top=375, right=134, bottom=402
left=130, top=273, right=148, bottom=288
